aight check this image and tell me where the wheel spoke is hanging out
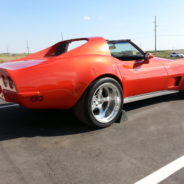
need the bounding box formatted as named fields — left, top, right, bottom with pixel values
left=91, top=102, right=97, bottom=111
left=94, top=104, right=107, bottom=118
left=97, top=88, right=103, bottom=98
left=98, top=104, right=106, bottom=116
left=102, top=97, right=110, bottom=102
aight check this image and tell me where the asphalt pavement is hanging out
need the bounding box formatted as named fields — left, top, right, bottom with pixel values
left=0, top=94, right=183, bottom=184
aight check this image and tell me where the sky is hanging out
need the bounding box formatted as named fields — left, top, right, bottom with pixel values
left=0, top=0, right=184, bottom=53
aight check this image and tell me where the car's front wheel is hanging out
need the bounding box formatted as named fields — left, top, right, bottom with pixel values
left=74, top=77, right=123, bottom=128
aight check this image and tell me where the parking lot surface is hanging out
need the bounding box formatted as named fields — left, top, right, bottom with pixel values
left=0, top=93, right=183, bottom=184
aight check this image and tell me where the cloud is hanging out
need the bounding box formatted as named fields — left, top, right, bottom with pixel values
left=83, top=16, right=91, bottom=21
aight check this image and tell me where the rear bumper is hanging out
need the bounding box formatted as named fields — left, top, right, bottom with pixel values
left=1, top=89, right=18, bottom=103
left=0, top=87, right=80, bottom=109
left=0, top=89, right=41, bottom=105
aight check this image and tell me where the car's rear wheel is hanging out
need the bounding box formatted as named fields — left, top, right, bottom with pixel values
left=178, top=90, right=184, bottom=98
left=74, top=77, right=123, bottom=128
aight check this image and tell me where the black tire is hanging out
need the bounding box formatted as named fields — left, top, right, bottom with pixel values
left=73, top=77, right=123, bottom=128
left=178, top=90, right=184, bottom=98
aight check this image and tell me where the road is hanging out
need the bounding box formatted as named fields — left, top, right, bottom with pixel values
left=0, top=93, right=183, bottom=184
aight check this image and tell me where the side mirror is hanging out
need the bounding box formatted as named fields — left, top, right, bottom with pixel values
left=144, top=52, right=154, bottom=63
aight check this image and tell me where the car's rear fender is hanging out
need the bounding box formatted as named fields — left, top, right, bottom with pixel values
left=2, top=55, right=122, bottom=109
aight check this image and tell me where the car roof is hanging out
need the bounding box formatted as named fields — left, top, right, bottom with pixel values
left=107, top=39, right=131, bottom=43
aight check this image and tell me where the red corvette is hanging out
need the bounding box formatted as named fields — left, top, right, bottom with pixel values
left=0, top=37, right=184, bottom=128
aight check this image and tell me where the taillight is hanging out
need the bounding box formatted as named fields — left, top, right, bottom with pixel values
left=1, top=75, right=15, bottom=89
left=7, top=77, right=15, bottom=89
left=2, top=75, right=8, bottom=87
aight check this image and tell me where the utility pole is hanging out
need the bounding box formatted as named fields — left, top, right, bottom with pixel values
left=26, top=40, right=30, bottom=55
left=154, top=16, right=158, bottom=53
left=61, top=32, right=63, bottom=41
left=6, top=45, right=9, bottom=55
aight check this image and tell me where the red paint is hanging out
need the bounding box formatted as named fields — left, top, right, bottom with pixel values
left=0, top=37, right=184, bottom=109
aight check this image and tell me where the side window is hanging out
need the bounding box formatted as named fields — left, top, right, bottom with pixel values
left=45, top=40, right=87, bottom=57
left=108, top=42, right=144, bottom=61
left=68, top=40, right=87, bottom=51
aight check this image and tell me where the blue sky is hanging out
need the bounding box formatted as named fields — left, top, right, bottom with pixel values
left=0, top=0, right=184, bottom=53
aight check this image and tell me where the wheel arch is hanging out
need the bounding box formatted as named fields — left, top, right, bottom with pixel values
left=90, top=74, right=123, bottom=89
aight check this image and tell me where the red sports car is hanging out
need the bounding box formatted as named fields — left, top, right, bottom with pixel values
left=0, top=37, right=184, bottom=128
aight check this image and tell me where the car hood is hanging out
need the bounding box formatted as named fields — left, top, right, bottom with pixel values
left=0, top=59, right=46, bottom=70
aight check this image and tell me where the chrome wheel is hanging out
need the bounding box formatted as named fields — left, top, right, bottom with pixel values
left=91, top=82, right=121, bottom=124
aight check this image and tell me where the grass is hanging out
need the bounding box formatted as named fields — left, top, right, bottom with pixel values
left=151, top=49, right=184, bottom=59
left=0, top=50, right=184, bottom=63
left=0, top=54, right=27, bottom=63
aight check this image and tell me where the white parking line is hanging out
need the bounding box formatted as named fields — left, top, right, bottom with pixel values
left=0, top=104, right=19, bottom=109
left=135, top=155, right=184, bottom=184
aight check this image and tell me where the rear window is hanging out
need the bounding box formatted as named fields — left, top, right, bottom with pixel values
left=45, top=39, right=88, bottom=57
